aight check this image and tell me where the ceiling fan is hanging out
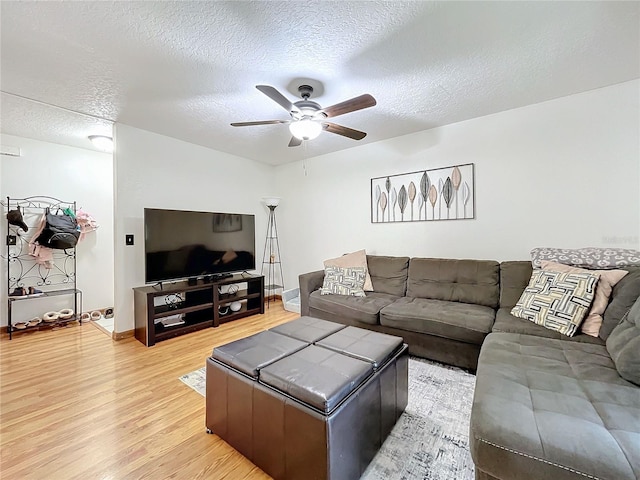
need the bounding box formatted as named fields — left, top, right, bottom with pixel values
left=231, top=85, right=376, bottom=147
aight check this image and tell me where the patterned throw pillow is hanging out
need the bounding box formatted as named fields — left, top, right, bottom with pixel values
left=540, top=261, right=627, bottom=337
left=320, top=266, right=366, bottom=297
left=511, top=269, right=599, bottom=337
left=324, top=249, right=373, bottom=291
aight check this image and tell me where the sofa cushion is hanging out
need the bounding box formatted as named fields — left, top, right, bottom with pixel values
left=601, top=267, right=640, bottom=340
left=380, top=297, right=495, bottom=345
left=320, top=266, right=366, bottom=297
left=324, top=249, right=373, bottom=291
left=406, top=258, right=500, bottom=308
left=499, top=261, right=533, bottom=309
left=471, top=332, right=640, bottom=480
left=366, top=255, right=409, bottom=297
left=607, top=296, right=640, bottom=386
left=493, top=308, right=604, bottom=345
left=309, top=290, right=399, bottom=325
left=510, top=269, right=599, bottom=337
left=541, top=260, right=629, bottom=337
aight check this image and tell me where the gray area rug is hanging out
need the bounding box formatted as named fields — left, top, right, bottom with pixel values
left=180, top=357, right=475, bottom=480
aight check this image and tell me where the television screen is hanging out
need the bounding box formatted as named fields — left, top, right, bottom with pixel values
left=144, top=208, right=256, bottom=283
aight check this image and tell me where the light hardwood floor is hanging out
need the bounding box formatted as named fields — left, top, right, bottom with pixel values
left=0, top=302, right=299, bottom=479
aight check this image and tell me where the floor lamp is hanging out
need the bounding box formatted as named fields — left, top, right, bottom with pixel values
left=261, top=197, right=284, bottom=308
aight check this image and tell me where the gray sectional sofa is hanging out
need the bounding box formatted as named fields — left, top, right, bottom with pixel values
left=299, top=255, right=640, bottom=480
left=300, top=256, right=501, bottom=370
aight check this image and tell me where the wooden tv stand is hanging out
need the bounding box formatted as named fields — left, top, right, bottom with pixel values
left=133, top=274, right=264, bottom=346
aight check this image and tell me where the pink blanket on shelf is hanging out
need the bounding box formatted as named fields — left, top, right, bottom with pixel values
left=28, top=213, right=54, bottom=269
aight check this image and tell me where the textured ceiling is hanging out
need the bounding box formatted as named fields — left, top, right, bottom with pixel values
left=1, top=1, right=638, bottom=164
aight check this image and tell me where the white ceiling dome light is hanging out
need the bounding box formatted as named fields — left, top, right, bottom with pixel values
left=289, top=118, right=322, bottom=140
left=88, top=135, right=114, bottom=153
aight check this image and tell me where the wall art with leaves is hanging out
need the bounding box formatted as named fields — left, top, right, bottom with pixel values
left=371, top=163, right=475, bottom=223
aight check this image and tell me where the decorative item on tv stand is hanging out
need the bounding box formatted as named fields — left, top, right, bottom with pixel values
left=261, top=197, right=284, bottom=308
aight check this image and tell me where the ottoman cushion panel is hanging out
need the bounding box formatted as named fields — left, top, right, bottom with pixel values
left=380, top=296, right=495, bottom=345
left=316, top=326, right=403, bottom=369
left=211, top=330, right=308, bottom=378
left=270, top=316, right=346, bottom=343
left=366, top=255, right=410, bottom=296
left=406, top=258, right=500, bottom=308
left=308, top=290, right=399, bottom=325
left=470, top=332, right=640, bottom=480
left=260, top=345, right=374, bottom=413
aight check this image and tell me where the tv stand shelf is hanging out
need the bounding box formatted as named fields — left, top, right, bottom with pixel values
left=154, top=302, right=214, bottom=318
left=133, top=274, right=265, bottom=346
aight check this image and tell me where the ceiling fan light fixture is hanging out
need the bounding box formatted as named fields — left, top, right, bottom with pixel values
left=233, top=84, right=375, bottom=146
left=289, top=119, right=322, bottom=140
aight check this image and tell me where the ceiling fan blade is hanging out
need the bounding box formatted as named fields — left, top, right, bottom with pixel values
left=321, top=94, right=376, bottom=118
left=288, top=136, right=302, bottom=147
left=323, top=122, right=367, bottom=140
left=230, top=120, right=289, bottom=127
left=256, top=85, right=298, bottom=114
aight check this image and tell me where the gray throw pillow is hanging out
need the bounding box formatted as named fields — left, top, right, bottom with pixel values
left=606, top=295, right=640, bottom=386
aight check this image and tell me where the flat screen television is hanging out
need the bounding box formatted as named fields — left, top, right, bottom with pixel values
left=144, top=208, right=256, bottom=283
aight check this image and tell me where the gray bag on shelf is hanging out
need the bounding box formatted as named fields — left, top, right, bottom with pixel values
left=35, top=209, right=80, bottom=250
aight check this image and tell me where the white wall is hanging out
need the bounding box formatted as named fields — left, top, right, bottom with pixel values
left=0, top=134, right=114, bottom=325
left=274, top=80, right=640, bottom=289
left=112, top=124, right=275, bottom=334
left=6, top=80, right=636, bottom=330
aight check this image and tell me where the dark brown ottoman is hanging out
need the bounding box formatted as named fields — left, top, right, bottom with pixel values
left=206, top=318, right=408, bottom=480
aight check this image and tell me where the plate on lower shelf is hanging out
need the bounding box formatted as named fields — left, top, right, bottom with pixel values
left=162, top=321, right=185, bottom=327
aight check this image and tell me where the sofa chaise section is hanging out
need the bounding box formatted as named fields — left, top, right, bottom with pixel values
left=470, top=332, right=640, bottom=480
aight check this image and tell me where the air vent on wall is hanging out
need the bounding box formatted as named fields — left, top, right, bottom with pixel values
left=1, top=145, right=21, bottom=157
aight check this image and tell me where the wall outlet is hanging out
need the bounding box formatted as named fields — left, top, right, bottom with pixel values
left=125, top=234, right=134, bottom=246
left=6, top=235, right=17, bottom=246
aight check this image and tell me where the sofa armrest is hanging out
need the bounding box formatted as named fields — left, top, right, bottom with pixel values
left=299, top=270, right=325, bottom=316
